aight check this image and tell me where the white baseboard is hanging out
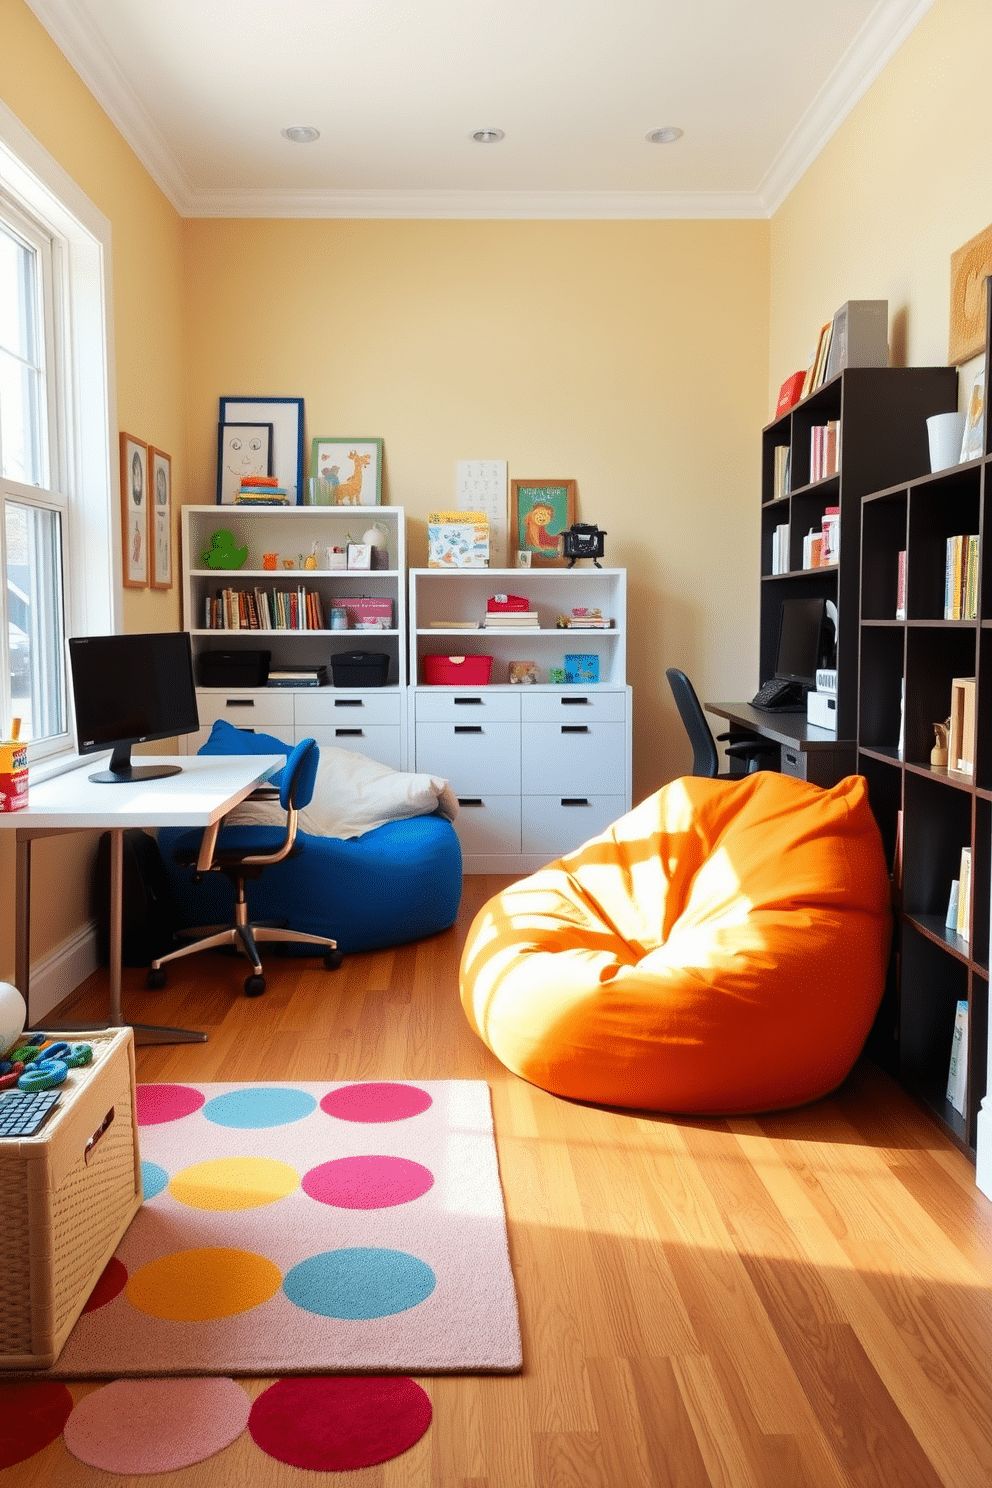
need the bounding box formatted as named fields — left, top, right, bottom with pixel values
left=26, top=920, right=100, bottom=1026
left=976, top=1100, right=992, bottom=1200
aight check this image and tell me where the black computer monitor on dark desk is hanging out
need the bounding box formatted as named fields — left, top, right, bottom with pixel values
left=68, top=631, right=200, bottom=782
left=775, top=596, right=828, bottom=690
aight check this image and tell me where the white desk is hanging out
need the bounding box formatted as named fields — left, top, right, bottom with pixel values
left=0, top=753, right=283, bottom=1044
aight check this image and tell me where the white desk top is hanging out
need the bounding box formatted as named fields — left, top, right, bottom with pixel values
left=0, top=754, right=283, bottom=832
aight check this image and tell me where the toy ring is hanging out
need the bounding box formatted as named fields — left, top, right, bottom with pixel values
left=65, top=1044, right=93, bottom=1068
left=42, top=1041, right=72, bottom=1062
left=9, top=1045, right=42, bottom=1066
left=0, top=1063, right=25, bottom=1091
left=18, top=1058, right=68, bottom=1091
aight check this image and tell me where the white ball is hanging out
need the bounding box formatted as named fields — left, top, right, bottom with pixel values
left=0, top=981, right=26, bottom=1056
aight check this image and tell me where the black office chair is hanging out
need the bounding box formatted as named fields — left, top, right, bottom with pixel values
left=666, top=669, right=779, bottom=778
left=147, top=737, right=343, bottom=997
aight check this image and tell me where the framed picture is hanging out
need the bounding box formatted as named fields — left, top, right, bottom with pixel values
left=119, top=432, right=148, bottom=587
left=510, top=480, right=576, bottom=566
left=219, top=398, right=304, bottom=503
left=310, top=438, right=383, bottom=506
left=149, top=447, right=173, bottom=588
left=346, top=542, right=372, bottom=570
left=949, top=223, right=992, bottom=365
left=960, top=365, right=986, bottom=462
left=216, top=422, right=273, bottom=504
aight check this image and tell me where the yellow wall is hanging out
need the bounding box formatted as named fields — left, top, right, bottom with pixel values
left=183, top=217, right=769, bottom=803
left=769, top=0, right=992, bottom=408
left=0, top=0, right=184, bottom=980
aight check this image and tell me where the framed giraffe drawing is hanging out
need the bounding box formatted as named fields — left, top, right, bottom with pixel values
left=309, top=438, right=383, bottom=506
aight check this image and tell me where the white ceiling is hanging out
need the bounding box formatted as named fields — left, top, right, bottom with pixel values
left=25, top=0, right=933, bottom=219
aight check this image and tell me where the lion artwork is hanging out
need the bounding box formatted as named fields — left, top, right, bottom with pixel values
left=524, top=501, right=562, bottom=554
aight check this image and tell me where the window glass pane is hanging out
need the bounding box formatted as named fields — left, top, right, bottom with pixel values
left=0, top=225, right=45, bottom=486
left=5, top=500, right=64, bottom=742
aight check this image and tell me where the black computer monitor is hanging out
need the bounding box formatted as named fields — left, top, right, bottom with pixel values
left=774, top=597, right=827, bottom=689
left=68, top=631, right=200, bottom=783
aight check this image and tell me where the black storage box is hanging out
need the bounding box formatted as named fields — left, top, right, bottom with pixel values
left=197, top=649, right=271, bottom=688
left=330, top=650, right=390, bottom=687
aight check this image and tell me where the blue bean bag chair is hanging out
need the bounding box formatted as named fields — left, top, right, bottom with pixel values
left=158, top=724, right=462, bottom=955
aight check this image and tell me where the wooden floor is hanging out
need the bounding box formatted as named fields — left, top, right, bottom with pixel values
left=14, top=873, right=992, bottom=1487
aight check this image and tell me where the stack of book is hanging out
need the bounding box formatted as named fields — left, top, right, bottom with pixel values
left=234, top=475, right=290, bottom=505
left=268, top=665, right=329, bottom=687
left=772, top=445, right=790, bottom=500
left=562, top=606, right=612, bottom=629
left=427, top=510, right=489, bottom=566
left=771, top=522, right=790, bottom=575
left=482, top=611, right=537, bottom=627
left=809, top=421, right=840, bottom=481
left=944, top=534, right=979, bottom=619
left=205, top=585, right=326, bottom=630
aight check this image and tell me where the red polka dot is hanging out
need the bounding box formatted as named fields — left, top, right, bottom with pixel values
left=249, top=1376, right=431, bottom=1470
left=136, top=1084, right=205, bottom=1126
left=83, top=1256, right=128, bottom=1312
left=320, top=1082, right=433, bottom=1123
left=302, top=1155, right=434, bottom=1208
left=0, top=1382, right=73, bottom=1467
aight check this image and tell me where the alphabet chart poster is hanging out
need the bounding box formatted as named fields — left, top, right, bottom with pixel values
left=456, top=460, right=508, bottom=567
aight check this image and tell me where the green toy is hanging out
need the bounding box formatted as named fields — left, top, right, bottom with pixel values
left=202, top=529, right=248, bottom=569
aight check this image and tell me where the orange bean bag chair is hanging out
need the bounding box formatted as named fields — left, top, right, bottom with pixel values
left=459, top=772, right=891, bottom=1114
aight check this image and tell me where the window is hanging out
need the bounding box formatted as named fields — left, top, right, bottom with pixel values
left=0, top=101, right=117, bottom=769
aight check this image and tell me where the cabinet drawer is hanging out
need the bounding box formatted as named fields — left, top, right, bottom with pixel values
left=303, top=725, right=403, bottom=771
left=520, top=690, right=627, bottom=723
left=196, top=690, right=294, bottom=732
left=521, top=720, right=626, bottom=794
left=451, top=793, right=521, bottom=856
left=415, top=721, right=520, bottom=793
left=296, top=690, right=401, bottom=726
left=522, top=794, right=625, bottom=859
left=415, top=691, right=520, bottom=723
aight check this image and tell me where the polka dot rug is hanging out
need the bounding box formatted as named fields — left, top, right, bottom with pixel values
left=35, top=1081, right=521, bottom=1379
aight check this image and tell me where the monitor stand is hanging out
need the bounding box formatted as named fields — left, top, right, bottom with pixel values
left=89, top=745, right=183, bottom=784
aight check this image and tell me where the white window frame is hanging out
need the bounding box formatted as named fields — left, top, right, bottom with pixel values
left=0, top=99, right=119, bottom=776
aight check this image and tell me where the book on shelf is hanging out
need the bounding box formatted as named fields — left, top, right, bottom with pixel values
left=946, top=999, right=969, bottom=1115
left=268, top=666, right=329, bottom=687
left=944, top=536, right=979, bottom=619
left=772, top=445, right=791, bottom=500
left=428, top=619, right=481, bottom=629
left=204, top=585, right=327, bottom=631
left=896, top=550, right=907, bottom=620
left=775, top=371, right=805, bottom=417
left=807, top=321, right=834, bottom=395
left=957, top=846, right=972, bottom=940
left=772, top=522, right=790, bottom=575
left=482, top=613, right=538, bottom=626
left=809, top=420, right=840, bottom=482
left=428, top=511, right=490, bottom=567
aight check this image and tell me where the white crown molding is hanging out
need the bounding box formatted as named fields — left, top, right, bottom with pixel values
left=757, top=0, right=936, bottom=214
left=184, top=186, right=769, bottom=221
left=25, top=0, right=933, bottom=222
left=23, top=0, right=195, bottom=209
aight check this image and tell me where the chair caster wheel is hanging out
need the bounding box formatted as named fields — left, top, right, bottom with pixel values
left=146, top=967, right=167, bottom=990
left=244, top=974, right=266, bottom=997
left=323, top=950, right=344, bottom=971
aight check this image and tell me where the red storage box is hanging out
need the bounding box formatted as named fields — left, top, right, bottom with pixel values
left=424, top=654, right=493, bottom=685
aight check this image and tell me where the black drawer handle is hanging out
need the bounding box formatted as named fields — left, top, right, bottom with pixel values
left=561, top=725, right=590, bottom=733
left=454, top=725, right=484, bottom=734
left=453, top=697, right=483, bottom=705
left=561, top=696, right=590, bottom=705
left=334, top=698, right=363, bottom=708
left=224, top=698, right=254, bottom=708
left=458, top=798, right=484, bottom=807
left=335, top=728, right=364, bottom=737
left=561, top=798, right=591, bottom=806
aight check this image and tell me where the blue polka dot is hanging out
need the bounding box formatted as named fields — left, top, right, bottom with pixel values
left=283, top=1248, right=436, bottom=1320
left=141, top=1161, right=169, bottom=1200
left=202, top=1087, right=317, bottom=1129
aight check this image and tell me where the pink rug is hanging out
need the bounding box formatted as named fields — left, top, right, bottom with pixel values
left=40, top=1080, right=522, bottom=1378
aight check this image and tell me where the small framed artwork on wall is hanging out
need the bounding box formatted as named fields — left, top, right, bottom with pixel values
left=216, top=422, right=273, bottom=504
left=149, top=447, right=172, bottom=588
left=120, top=432, right=148, bottom=587
left=309, top=438, right=383, bottom=505
left=510, top=480, right=576, bottom=566
left=219, top=397, right=304, bottom=503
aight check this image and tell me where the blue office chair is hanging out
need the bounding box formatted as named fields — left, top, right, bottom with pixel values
left=147, top=737, right=343, bottom=997
left=666, top=669, right=779, bottom=778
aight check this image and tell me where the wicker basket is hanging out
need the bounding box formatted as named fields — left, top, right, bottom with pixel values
left=0, top=1026, right=141, bottom=1370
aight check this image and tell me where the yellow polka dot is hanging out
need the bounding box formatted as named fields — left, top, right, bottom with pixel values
left=127, top=1248, right=282, bottom=1320
left=169, top=1157, right=299, bottom=1210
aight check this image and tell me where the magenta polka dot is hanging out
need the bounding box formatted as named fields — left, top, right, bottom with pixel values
left=320, top=1082, right=432, bottom=1123
left=249, top=1376, right=431, bottom=1471
left=136, top=1084, right=206, bottom=1126
left=302, top=1155, right=434, bottom=1209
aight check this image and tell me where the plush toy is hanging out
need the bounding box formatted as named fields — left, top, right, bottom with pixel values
left=201, top=529, right=248, bottom=569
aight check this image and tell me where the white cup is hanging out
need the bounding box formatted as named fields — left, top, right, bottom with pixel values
left=927, top=411, right=966, bottom=472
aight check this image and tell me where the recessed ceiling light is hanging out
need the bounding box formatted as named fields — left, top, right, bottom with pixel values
left=646, top=127, right=684, bottom=144
left=471, top=128, right=505, bottom=144
left=281, top=126, right=320, bottom=144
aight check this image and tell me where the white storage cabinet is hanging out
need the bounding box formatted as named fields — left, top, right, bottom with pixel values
left=408, top=566, right=631, bottom=871
left=180, top=505, right=407, bottom=768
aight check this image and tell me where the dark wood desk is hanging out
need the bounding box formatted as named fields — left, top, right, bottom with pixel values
left=706, top=701, right=856, bottom=787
